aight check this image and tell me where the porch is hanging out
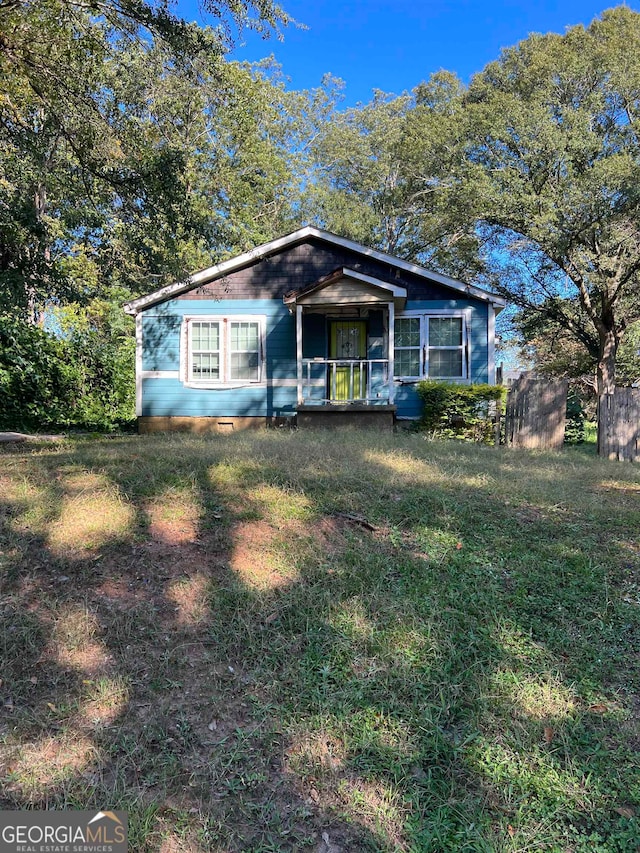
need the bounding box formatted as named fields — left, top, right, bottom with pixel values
left=283, top=266, right=407, bottom=416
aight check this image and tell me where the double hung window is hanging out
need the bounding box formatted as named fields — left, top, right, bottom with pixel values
left=190, top=321, right=221, bottom=381
left=394, top=317, right=421, bottom=378
left=394, top=314, right=468, bottom=379
left=229, top=321, right=261, bottom=381
left=186, top=316, right=264, bottom=384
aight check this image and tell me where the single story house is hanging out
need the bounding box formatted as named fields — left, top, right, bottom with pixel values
left=124, top=226, right=505, bottom=431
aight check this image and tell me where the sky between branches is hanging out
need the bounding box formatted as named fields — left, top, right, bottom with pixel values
left=177, top=0, right=636, bottom=105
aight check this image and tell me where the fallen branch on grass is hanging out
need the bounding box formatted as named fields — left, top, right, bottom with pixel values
left=332, top=511, right=378, bottom=532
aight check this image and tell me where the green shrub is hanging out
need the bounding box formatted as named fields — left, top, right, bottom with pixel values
left=564, top=389, right=586, bottom=444
left=58, top=302, right=136, bottom=431
left=416, top=380, right=506, bottom=443
left=0, top=314, right=76, bottom=431
left=0, top=312, right=135, bottom=433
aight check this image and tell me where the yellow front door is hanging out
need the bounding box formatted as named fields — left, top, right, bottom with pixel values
left=329, top=321, right=367, bottom=401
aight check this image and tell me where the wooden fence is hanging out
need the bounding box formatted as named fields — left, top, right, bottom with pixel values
left=505, top=376, right=568, bottom=450
left=598, top=389, right=640, bottom=462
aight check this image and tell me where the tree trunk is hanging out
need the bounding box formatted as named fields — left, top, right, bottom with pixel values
left=26, top=181, right=49, bottom=325
left=596, top=327, right=617, bottom=396
left=596, top=326, right=618, bottom=456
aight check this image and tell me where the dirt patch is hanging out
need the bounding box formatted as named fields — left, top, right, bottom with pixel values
left=308, top=516, right=350, bottom=555
left=230, top=520, right=296, bottom=588
left=166, top=574, right=210, bottom=627
left=514, top=503, right=545, bottom=524
left=148, top=514, right=199, bottom=546
left=229, top=514, right=349, bottom=589
left=54, top=641, right=114, bottom=677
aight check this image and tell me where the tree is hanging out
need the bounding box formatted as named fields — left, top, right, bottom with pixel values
left=0, top=0, right=306, bottom=430
left=462, top=5, right=640, bottom=398
left=304, top=90, right=415, bottom=253
left=303, top=74, right=485, bottom=279
left=0, top=0, right=293, bottom=319
left=98, top=49, right=316, bottom=286
left=516, top=304, right=640, bottom=390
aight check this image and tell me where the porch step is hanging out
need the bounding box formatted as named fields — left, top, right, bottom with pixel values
left=296, top=404, right=396, bottom=430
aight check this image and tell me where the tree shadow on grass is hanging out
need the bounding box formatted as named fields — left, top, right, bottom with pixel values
left=0, top=433, right=639, bottom=851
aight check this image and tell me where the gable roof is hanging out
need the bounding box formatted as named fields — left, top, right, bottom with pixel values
left=283, top=267, right=408, bottom=304
left=124, top=226, right=505, bottom=315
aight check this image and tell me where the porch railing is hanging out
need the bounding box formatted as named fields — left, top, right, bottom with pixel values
left=301, top=358, right=390, bottom=404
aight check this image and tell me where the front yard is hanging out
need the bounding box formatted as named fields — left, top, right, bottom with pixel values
left=0, top=431, right=639, bottom=851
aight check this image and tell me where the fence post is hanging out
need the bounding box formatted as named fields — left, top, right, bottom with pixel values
left=494, top=397, right=502, bottom=446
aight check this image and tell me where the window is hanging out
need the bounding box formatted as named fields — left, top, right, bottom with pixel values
left=229, top=321, right=260, bottom=381
left=185, top=316, right=264, bottom=385
left=191, top=321, right=221, bottom=381
left=394, top=313, right=467, bottom=379
left=429, top=317, right=464, bottom=378
left=394, top=317, right=421, bottom=378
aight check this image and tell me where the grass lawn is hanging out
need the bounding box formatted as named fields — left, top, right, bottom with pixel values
left=0, top=430, right=639, bottom=851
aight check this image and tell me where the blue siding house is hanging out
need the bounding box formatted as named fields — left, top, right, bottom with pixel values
left=124, top=227, right=505, bottom=431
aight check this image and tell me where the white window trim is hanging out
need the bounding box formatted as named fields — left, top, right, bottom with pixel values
left=181, top=314, right=267, bottom=389
left=394, top=309, right=471, bottom=382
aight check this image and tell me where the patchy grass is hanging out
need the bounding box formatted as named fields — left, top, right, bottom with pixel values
left=0, top=431, right=639, bottom=851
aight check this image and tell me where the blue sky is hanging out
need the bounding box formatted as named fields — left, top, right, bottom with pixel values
left=177, top=1, right=635, bottom=105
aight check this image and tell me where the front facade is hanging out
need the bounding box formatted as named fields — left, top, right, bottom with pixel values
left=124, top=227, right=505, bottom=431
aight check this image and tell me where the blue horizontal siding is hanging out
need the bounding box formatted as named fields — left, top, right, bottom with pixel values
left=141, top=299, right=297, bottom=416
left=140, top=296, right=492, bottom=420
left=141, top=299, right=296, bottom=372
left=395, top=386, right=423, bottom=419
left=142, top=378, right=297, bottom=417
left=141, top=315, right=182, bottom=371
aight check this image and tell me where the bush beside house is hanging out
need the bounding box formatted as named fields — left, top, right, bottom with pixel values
left=417, top=380, right=506, bottom=442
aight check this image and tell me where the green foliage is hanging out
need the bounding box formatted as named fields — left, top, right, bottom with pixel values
left=0, top=314, right=76, bottom=430
left=54, top=300, right=136, bottom=430
left=462, top=6, right=640, bottom=394
left=564, top=390, right=586, bottom=445
left=617, top=321, right=640, bottom=386
left=0, top=0, right=305, bottom=320
left=303, top=76, right=485, bottom=279
left=0, top=312, right=134, bottom=432
left=416, top=380, right=505, bottom=442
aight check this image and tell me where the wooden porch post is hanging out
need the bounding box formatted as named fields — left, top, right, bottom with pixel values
left=296, top=303, right=303, bottom=406
left=388, top=301, right=395, bottom=405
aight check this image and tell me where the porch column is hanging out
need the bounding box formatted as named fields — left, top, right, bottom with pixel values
left=296, top=303, right=303, bottom=406
left=387, top=301, right=395, bottom=405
